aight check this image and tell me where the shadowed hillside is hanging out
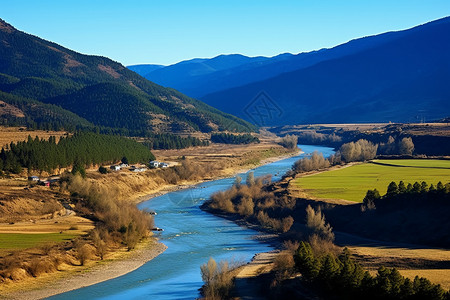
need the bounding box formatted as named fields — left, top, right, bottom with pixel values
left=200, top=17, right=450, bottom=125
left=0, top=19, right=256, bottom=134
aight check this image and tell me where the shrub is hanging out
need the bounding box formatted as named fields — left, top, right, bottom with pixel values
left=68, top=174, right=154, bottom=246
left=76, top=242, right=95, bottom=266
left=98, top=166, right=108, bottom=174
left=292, top=151, right=330, bottom=173
left=305, top=205, right=334, bottom=242
left=279, top=135, right=298, bottom=149
left=339, top=139, right=378, bottom=162
left=27, top=257, right=56, bottom=277
left=399, top=137, right=414, bottom=155
left=236, top=196, right=254, bottom=217
left=91, top=229, right=109, bottom=260
left=281, top=216, right=294, bottom=233
left=200, top=258, right=236, bottom=300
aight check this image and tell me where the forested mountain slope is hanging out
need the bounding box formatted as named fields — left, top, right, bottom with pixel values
left=0, top=19, right=255, bottom=133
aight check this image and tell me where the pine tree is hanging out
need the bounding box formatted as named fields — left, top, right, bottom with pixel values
left=398, top=181, right=406, bottom=193
left=386, top=181, right=399, bottom=197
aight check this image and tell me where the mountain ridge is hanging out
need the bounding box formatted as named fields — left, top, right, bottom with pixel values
left=200, top=16, right=450, bottom=125
left=0, top=18, right=256, bottom=133
left=128, top=22, right=421, bottom=99
left=128, top=17, right=450, bottom=126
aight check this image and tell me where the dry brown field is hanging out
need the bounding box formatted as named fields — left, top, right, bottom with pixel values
left=0, top=127, right=69, bottom=148
left=335, top=232, right=450, bottom=290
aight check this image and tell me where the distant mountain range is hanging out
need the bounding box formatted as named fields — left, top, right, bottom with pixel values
left=130, top=17, right=450, bottom=125
left=129, top=53, right=294, bottom=99
left=0, top=19, right=255, bottom=134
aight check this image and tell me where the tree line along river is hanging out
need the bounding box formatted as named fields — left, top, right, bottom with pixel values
left=49, top=145, right=335, bottom=300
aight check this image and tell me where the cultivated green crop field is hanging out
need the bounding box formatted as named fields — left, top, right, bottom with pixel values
left=0, top=232, right=76, bottom=252
left=374, top=159, right=450, bottom=168
left=294, top=159, right=450, bottom=202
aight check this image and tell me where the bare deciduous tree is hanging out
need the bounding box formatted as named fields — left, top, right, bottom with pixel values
left=399, top=137, right=414, bottom=155
left=305, top=205, right=334, bottom=242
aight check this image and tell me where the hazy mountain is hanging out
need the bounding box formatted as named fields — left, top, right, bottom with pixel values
left=128, top=54, right=290, bottom=97
left=129, top=28, right=413, bottom=99
left=200, top=17, right=450, bottom=125
left=127, top=64, right=164, bottom=76
left=0, top=19, right=256, bottom=133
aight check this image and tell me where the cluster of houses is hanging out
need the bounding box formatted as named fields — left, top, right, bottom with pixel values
left=109, top=163, right=130, bottom=171
left=109, top=163, right=148, bottom=172
left=130, top=166, right=148, bottom=172
left=109, top=160, right=169, bottom=173
left=149, top=161, right=169, bottom=168
left=28, top=175, right=60, bottom=187
left=27, top=160, right=172, bottom=186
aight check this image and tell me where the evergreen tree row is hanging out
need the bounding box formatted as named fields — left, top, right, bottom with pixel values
left=363, top=180, right=450, bottom=210
left=210, top=132, right=259, bottom=144
left=295, top=242, right=449, bottom=300
left=0, top=132, right=155, bottom=174
left=143, top=133, right=209, bottom=150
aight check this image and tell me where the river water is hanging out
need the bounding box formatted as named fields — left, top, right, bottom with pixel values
left=49, top=145, right=334, bottom=300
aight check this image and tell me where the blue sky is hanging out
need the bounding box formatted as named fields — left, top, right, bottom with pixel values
left=2, top=0, right=450, bottom=66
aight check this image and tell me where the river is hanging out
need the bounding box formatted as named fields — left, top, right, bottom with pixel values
left=49, top=145, right=335, bottom=300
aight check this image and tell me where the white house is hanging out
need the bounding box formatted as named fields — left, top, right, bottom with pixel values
left=149, top=161, right=160, bottom=168
left=110, top=165, right=121, bottom=171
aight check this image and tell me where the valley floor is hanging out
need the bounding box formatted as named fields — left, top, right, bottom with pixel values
left=202, top=158, right=450, bottom=298
left=0, top=133, right=298, bottom=297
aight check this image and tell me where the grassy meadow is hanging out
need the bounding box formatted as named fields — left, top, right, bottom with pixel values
left=294, top=159, right=450, bottom=202
left=0, top=232, right=77, bottom=254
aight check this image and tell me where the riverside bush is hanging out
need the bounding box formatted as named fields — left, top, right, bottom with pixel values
left=200, top=258, right=239, bottom=300
left=208, top=175, right=294, bottom=233
left=68, top=175, right=154, bottom=250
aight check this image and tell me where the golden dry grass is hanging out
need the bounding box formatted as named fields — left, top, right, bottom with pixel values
left=398, top=269, right=450, bottom=290
left=349, top=245, right=450, bottom=290
left=0, top=126, right=68, bottom=148
left=91, top=141, right=294, bottom=204
left=0, top=239, right=165, bottom=297
left=348, top=246, right=450, bottom=262
left=366, top=268, right=450, bottom=291
left=153, top=139, right=284, bottom=161
left=152, top=139, right=293, bottom=177
left=0, top=215, right=94, bottom=234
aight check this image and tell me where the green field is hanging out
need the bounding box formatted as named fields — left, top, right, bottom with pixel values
left=0, top=232, right=77, bottom=252
left=294, top=159, right=450, bottom=202
left=373, top=159, right=450, bottom=169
